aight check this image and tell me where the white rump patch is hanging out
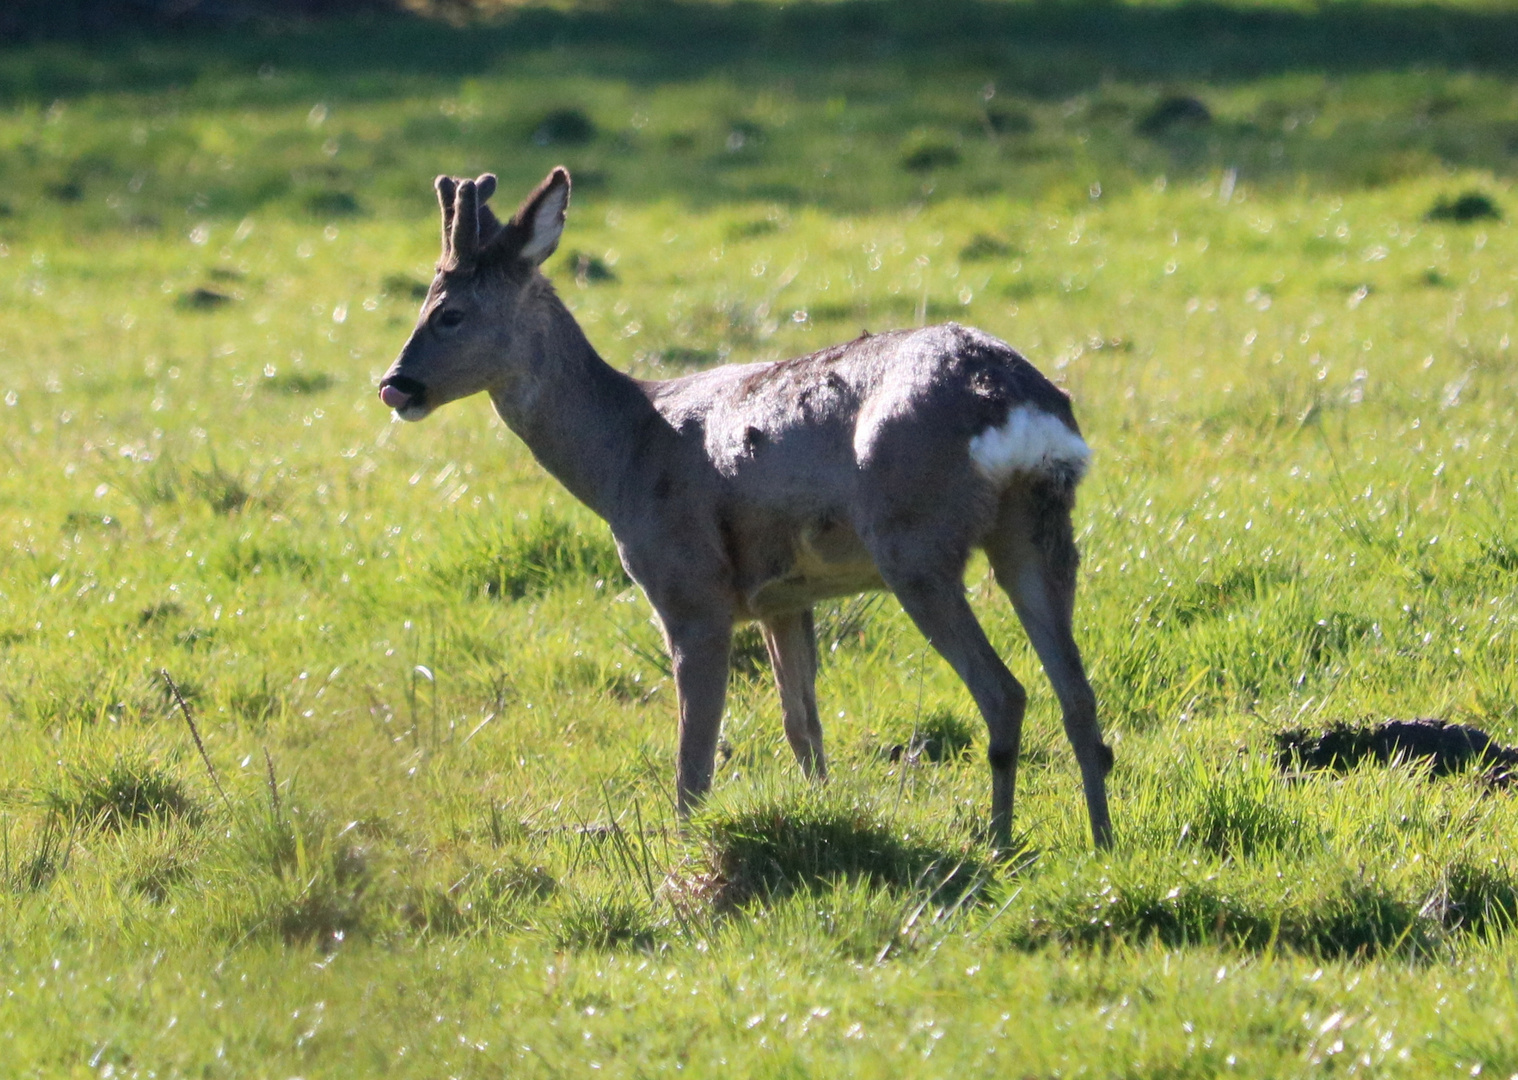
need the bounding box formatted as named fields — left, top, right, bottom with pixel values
left=968, top=404, right=1090, bottom=485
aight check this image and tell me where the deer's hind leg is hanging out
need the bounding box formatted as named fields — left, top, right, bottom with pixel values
left=866, top=530, right=1028, bottom=845
left=761, top=609, right=826, bottom=780
left=985, top=482, right=1113, bottom=848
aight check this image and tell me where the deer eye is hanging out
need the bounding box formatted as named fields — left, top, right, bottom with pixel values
left=433, top=308, right=464, bottom=330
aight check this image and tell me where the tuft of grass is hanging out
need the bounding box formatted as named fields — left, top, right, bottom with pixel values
left=1301, top=610, right=1376, bottom=664
left=563, top=250, right=617, bottom=285
left=727, top=216, right=782, bottom=240
left=1167, top=754, right=1304, bottom=859
left=959, top=232, right=1014, bottom=262
left=155, top=671, right=205, bottom=710
left=899, top=129, right=961, bottom=172
left=61, top=510, right=119, bottom=531
left=654, top=346, right=719, bottom=368
left=728, top=624, right=770, bottom=681
left=722, top=119, right=766, bottom=157
left=220, top=536, right=317, bottom=581
left=549, top=652, right=650, bottom=702
left=1301, top=878, right=1429, bottom=959
left=1137, top=94, right=1212, bottom=135
left=44, top=179, right=83, bottom=203
left=260, top=370, right=333, bottom=395
left=190, top=461, right=253, bottom=515
left=1151, top=560, right=1297, bottom=629
left=880, top=708, right=977, bottom=764
left=985, top=107, right=1034, bottom=135
left=434, top=512, right=628, bottom=600
left=550, top=892, right=658, bottom=951
left=718, top=874, right=980, bottom=964
left=382, top=273, right=429, bottom=300
left=230, top=808, right=371, bottom=947
left=403, top=856, right=556, bottom=936
left=1435, top=858, right=1518, bottom=939
left=127, top=845, right=196, bottom=903
left=530, top=108, right=596, bottom=147
left=302, top=189, right=361, bottom=217
left=115, top=455, right=184, bottom=510
left=226, top=672, right=288, bottom=728
left=174, top=626, right=216, bottom=650
left=1015, top=871, right=1276, bottom=952
left=46, top=756, right=199, bottom=831
left=815, top=593, right=885, bottom=658
left=1014, top=863, right=1433, bottom=958
left=137, top=601, right=183, bottom=626
left=175, top=287, right=234, bottom=311
left=2, top=813, right=76, bottom=893
left=1474, top=538, right=1518, bottom=576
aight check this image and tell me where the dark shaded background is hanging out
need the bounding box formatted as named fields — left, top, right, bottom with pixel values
left=6, top=0, right=1518, bottom=84
left=2, top=0, right=384, bottom=40
left=4, top=1, right=1516, bottom=219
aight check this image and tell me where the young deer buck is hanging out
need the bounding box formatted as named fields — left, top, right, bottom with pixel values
left=380, top=167, right=1114, bottom=847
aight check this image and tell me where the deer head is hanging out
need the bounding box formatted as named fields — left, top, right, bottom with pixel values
left=379, top=167, right=571, bottom=420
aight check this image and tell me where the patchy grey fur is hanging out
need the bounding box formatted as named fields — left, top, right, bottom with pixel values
left=380, top=167, right=1114, bottom=848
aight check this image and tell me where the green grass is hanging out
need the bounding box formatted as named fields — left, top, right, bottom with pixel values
left=2, top=0, right=1518, bottom=1074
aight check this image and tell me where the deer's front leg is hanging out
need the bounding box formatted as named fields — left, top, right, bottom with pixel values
left=761, top=609, right=826, bottom=780
left=665, top=617, right=734, bottom=817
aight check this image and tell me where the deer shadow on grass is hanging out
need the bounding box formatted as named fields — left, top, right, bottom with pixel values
left=689, top=793, right=1000, bottom=912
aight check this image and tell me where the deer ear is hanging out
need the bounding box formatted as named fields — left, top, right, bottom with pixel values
left=511, top=167, right=570, bottom=265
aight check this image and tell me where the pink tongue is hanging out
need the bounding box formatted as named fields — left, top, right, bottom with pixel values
left=379, top=384, right=411, bottom=409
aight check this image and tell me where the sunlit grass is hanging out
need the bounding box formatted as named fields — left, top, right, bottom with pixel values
left=1, top=1, right=1517, bottom=1074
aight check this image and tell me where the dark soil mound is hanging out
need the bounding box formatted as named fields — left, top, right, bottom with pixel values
left=1427, top=191, right=1503, bottom=224
left=1275, top=719, right=1518, bottom=787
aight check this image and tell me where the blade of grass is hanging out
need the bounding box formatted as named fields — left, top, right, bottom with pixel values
left=162, top=669, right=233, bottom=816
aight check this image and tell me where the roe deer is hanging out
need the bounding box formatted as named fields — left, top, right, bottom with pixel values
left=379, top=167, right=1113, bottom=847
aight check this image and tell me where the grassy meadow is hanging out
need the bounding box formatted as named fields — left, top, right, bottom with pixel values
left=2, top=0, right=1518, bottom=1073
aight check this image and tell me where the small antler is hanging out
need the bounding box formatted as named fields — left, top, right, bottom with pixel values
left=435, top=175, right=458, bottom=257
left=436, top=173, right=500, bottom=272
left=449, top=178, right=481, bottom=269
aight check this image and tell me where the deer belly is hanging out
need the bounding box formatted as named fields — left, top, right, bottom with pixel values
left=745, top=520, right=883, bottom=614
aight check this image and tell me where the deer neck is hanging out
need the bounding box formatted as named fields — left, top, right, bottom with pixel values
left=488, top=282, right=658, bottom=521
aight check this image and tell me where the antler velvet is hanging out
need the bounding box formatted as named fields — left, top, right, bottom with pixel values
left=435, top=173, right=500, bottom=272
